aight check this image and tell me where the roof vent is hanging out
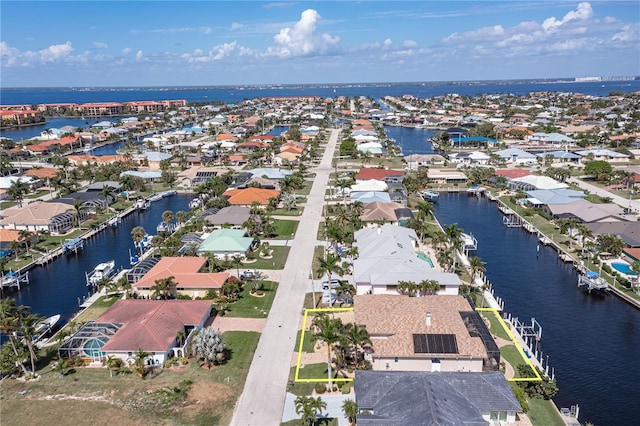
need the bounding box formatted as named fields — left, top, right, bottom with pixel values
left=425, top=311, right=432, bottom=327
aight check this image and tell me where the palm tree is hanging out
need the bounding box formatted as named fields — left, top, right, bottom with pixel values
left=175, top=330, right=186, bottom=347
left=18, top=229, right=33, bottom=255
left=161, top=210, right=174, bottom=231
left=132, top=348, right=150, bottom=378
left=576, top=224, right=593, bottom=256
left=312, top=313, right=343, bottom=387
left=342, top=322, right=371, bottom=368
left=295, top=395, right=327, bottom=426
left=105, top=355, right=123, bottom=378
left=415, top=200, right=434, bottom=221
left=342, top=398, right=359, bottom=426
left=316, top=252, right=345, bottom=282
left=131, top=226, right=147, bottom=254
left=19, top=312, right=44, bottom=374
left=71, top=199, right=88, bottom=227
left=397, top=280, right=418, bottom=296
left=468, top=256, right=487, bottom=286
left=0, top=299, right=29, bottom=375
left=335, top=281, right=356, bottom=305
left=151, top=276, right=176, bottom=299
left=7, top=179, right=28, bottom=208
left=230, top=254, right=244, bottom=278
left=100, top=184, right=118, bottom=205
left=430, top=229, right=447, bottom=252
left=418, top=279, right=440, bottom=296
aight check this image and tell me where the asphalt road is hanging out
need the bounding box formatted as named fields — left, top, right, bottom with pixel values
left=230, top=129, right=340, bottom=425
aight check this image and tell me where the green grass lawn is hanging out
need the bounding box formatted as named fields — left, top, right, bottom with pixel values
left=294, top=329, right=317, bottom=353
left=225, top=281, right=278, bottom=318
left=527, top=397, right=565, bottom=426
left=271, top=207, right=304, bottom=216
left=0, top=331, right=260, bottom=426
left=501, top=345, right=527, bottom=376
left=243, top=246, right=290, bottom=269
left=312, top=246, right=326, bottom=279
left=272, top=219, right=299, bottom=240
left=481, top=312, right=510, bottom=340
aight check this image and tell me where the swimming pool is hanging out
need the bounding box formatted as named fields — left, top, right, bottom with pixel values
left=418, top=252, right=435, bottom=268
left=611, top=262, right=638, bottom=276
left=84, top=339, right=106, bottom=358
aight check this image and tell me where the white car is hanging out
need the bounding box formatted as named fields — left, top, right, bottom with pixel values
left=321, top=279, right=341, bottom=290
left=240, top=270, right=258, bottom=280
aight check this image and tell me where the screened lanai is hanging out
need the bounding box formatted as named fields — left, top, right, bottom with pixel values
left=127, top=257, right=160, bottom=284
left=49, top=211, right=75, bottom=234
left=58, top=322, right=122, bottom=362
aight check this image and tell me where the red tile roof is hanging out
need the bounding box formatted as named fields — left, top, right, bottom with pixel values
left=223, top=187, right=280, bottom=205
left=133, top=256, right=229, bottom=290
left=97, top=300, right=212, bottom=352
left=355, top=167, right=404, bottom=181
left=495, top=169, right=532, bottom=179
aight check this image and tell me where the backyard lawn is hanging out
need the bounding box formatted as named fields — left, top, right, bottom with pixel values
left=272, top=219, right=299, bottom=240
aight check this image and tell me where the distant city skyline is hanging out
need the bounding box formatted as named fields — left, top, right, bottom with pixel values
left=1, top=1, right=639, bottom=88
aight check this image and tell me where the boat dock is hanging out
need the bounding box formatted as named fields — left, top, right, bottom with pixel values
left=0, top=270, right=30, bottom=291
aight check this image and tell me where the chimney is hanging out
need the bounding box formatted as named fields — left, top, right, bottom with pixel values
left=425, top=311, right=432, bottom=327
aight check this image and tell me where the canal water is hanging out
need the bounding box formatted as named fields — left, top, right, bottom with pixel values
left=434, top=193, right=639, bottom=426
left=5, top=194, right=191, bottom=323
left=391, top=125, right=640, bottom=425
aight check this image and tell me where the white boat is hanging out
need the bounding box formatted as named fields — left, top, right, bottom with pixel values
left=135, top=198, right=150, bottom=210
left=107, top=216, right=120, bottom=227
left=1, top=271, right=20, bottom=288
left=148, top=193, right=164, bottom=202
left=157, top=221, right=172, bottom=233
left=83, top=143, right=93, bottom=152
left=578, top=271, right=609, bottom=294
left=189, top=197, right=202, bottom=209
left=34, top=314, right=61, bottom=341
left=460, top=233, right=478, bottom=252
left=86, top=260, right=116, bottom=286
left=420, top=189, right=439, bottom=202
left=161, top=190, right=177, bottom=198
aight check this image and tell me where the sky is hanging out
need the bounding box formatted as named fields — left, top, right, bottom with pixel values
left=1, top=1, right=639, bottom=87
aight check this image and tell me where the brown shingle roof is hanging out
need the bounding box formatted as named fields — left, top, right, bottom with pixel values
left=354, top=295, right=486, bottom=359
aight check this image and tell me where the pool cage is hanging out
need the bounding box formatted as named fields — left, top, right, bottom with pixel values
left=127, top=257, right=160, bottom=284
left=460, top=311, right=501, bottom=371
left=58, top=322, right=122, bottom=362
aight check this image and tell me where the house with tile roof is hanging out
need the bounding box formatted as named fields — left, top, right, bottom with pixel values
left=58, top=300, right=213, bottom=365
left=355, top=168, right=404, bottom=183
left=197, top=228, right=258, bottom=259
left=360, top=202, right=413, bottom=225
left=132, top=257, right=230, bottom=299
left=354, top=295, right=494, bottom=373
left=222, top=187, right=280, bottom=205
left=355, top=370, right=521, bottom=425
left=0, top=201, right=75, bottom=233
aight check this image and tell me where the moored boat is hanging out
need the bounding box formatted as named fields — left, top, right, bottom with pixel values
left=161, top=190, right=177, bottom=198
left=148, top=193, right=164, bottom=202
left=63, top=237, right=84, bottom=254
left=420, top=189, right=439, bottom=202
left=578, top=271, right=609, bottom=295
left=86, top=260, right=116, bottom=286
left=34, top=314, right=61, bottom=342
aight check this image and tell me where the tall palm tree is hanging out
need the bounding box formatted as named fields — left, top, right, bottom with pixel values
left=315, top=252, right=344, bottom=282
left=415, top=200, right=434, bottom=222
left=468, top=256, right=487, bottom=286
left=131, top=226, right=147, bottom=255
left=418, top=279, right=440, bottom=296
left=19, top=312, right=44, bottom=374
left=342, top=398, right=359, bottom=426
left=151, top=276, right=173, bottom=300
left=342, top=323, right=371, bottom=368
left=335, top=281, right=356, bottom=306
left=18, top=229, right=34, bottom=255
left=7, top=180, right=28, bottom=208
left=312, top=313, right=343, bottom=387
left=161, top=210, right=174, bottom=228
left=230, top=254, right=244, bottom=278
left=295, top=395, right=327, bottom=426
left=0, top=299, right=29, bottom=375
left=576, top=224, right=593, bottom=256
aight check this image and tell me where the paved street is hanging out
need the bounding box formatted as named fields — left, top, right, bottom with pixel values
left=568, top=176, right=640, bottom=213
left=230, top=129, right=340, bottom=425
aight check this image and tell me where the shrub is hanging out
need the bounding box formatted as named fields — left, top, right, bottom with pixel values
left=314, top=383, right=326, bottom=394
left=332, top=385, right=338, bottom=392
left=341, top=384, right=351, bottom=394
left=511, top=385, right=529, bottom=413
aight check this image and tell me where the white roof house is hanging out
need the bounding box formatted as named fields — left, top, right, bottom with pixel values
left=351, top=179, right=388, bottom=192
left=494, top=148, right=537, bottom=164
left=353, top=224, right=461, bottom=296
left=508, top=175, right=568, bottom=191
left=575, top=149, right=630, bottom=163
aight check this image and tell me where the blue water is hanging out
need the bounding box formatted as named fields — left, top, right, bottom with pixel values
left=2, top=80, right=638, bottom=106
left=0, top=116, right=126, bottom=141
left=611, top=262, right=637, bottom=276
left=5, top=194, right=191, bottom=323
left=384, top=125, right=436, bottom=156
left=433, top=193, right=640, bottom=426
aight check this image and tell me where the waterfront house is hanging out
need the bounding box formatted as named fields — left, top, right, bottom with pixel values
left=355, top=370, right=521, bottom=425
left=350, top=191, right=392, bottom=204
left=426, top=169, right=467, bottom=184
left=536, top=150, right=581, bottom=164
left=197, top=228, right=257, bottom=259
left=133, top=151, right=173, bottom=170
left=523, top=188, right=586, bottom=208
left=0, top=201, right=75, bottom=234
left=493, top=148, right=537, bottom=165
left=448, top=151, right=491, bottom=165
left=360, top=202, right=414, bottom=225
left=353, top=224, right=461, bottom=296
left=527, top=132, right=575, bottom=147
left=58, top=299, right=212, bottom=365
left=585, top=221, right=640, bottom=247
left=547, top=199, right=627, bottom=223
left=351, top=179, right=388, bottom=192
left=508, top=175, right=568, bottom=192
left=355, top=168, right=404, bottom=183
left=132, top=256, right=230, bottom=299
left=354, top=295, right=495, bottom=373
left=246, top=168, right=293, bottom=180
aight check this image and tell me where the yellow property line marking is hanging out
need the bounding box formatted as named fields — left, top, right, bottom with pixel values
left=295, top=307, right=354, bottom=383
left=476, top=307, right=542, bottom=382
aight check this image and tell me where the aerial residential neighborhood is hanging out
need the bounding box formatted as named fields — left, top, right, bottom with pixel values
left=1, top=86, right=639, bottom=426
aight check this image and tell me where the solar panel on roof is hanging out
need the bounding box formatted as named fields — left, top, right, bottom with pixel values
left=413, top=334, right=459, bottom=354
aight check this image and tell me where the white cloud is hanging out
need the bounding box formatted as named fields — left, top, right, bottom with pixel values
left=403, top=40, right=418, bottom=48
left=612, top=24, right=638, bottom=42
left=265, top=9, right=340, bottom=57
left=122, top=47, right=132, bottom=55
left=383, top=38, right=392, bottom=47
left=93, top=42, right=108, bottom=49
left=444, top=25, right=505, bottom=43
left=135, top=50, right=144, bottom=60
left=604, top=16, right=618, bottom=25
left=231, top=22, right=244, bottom=31
left=542, top=2, right=593, bottom=34
left=39, top=42, right=74, bottom=63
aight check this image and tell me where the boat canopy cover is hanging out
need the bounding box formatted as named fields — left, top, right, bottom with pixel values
left=586, top=271, right=599, bottom=278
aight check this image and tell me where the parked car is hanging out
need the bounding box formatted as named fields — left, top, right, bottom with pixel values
left=240, top=270, right=258, bottom=280
left=321, top=279, right=341, bottom=290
